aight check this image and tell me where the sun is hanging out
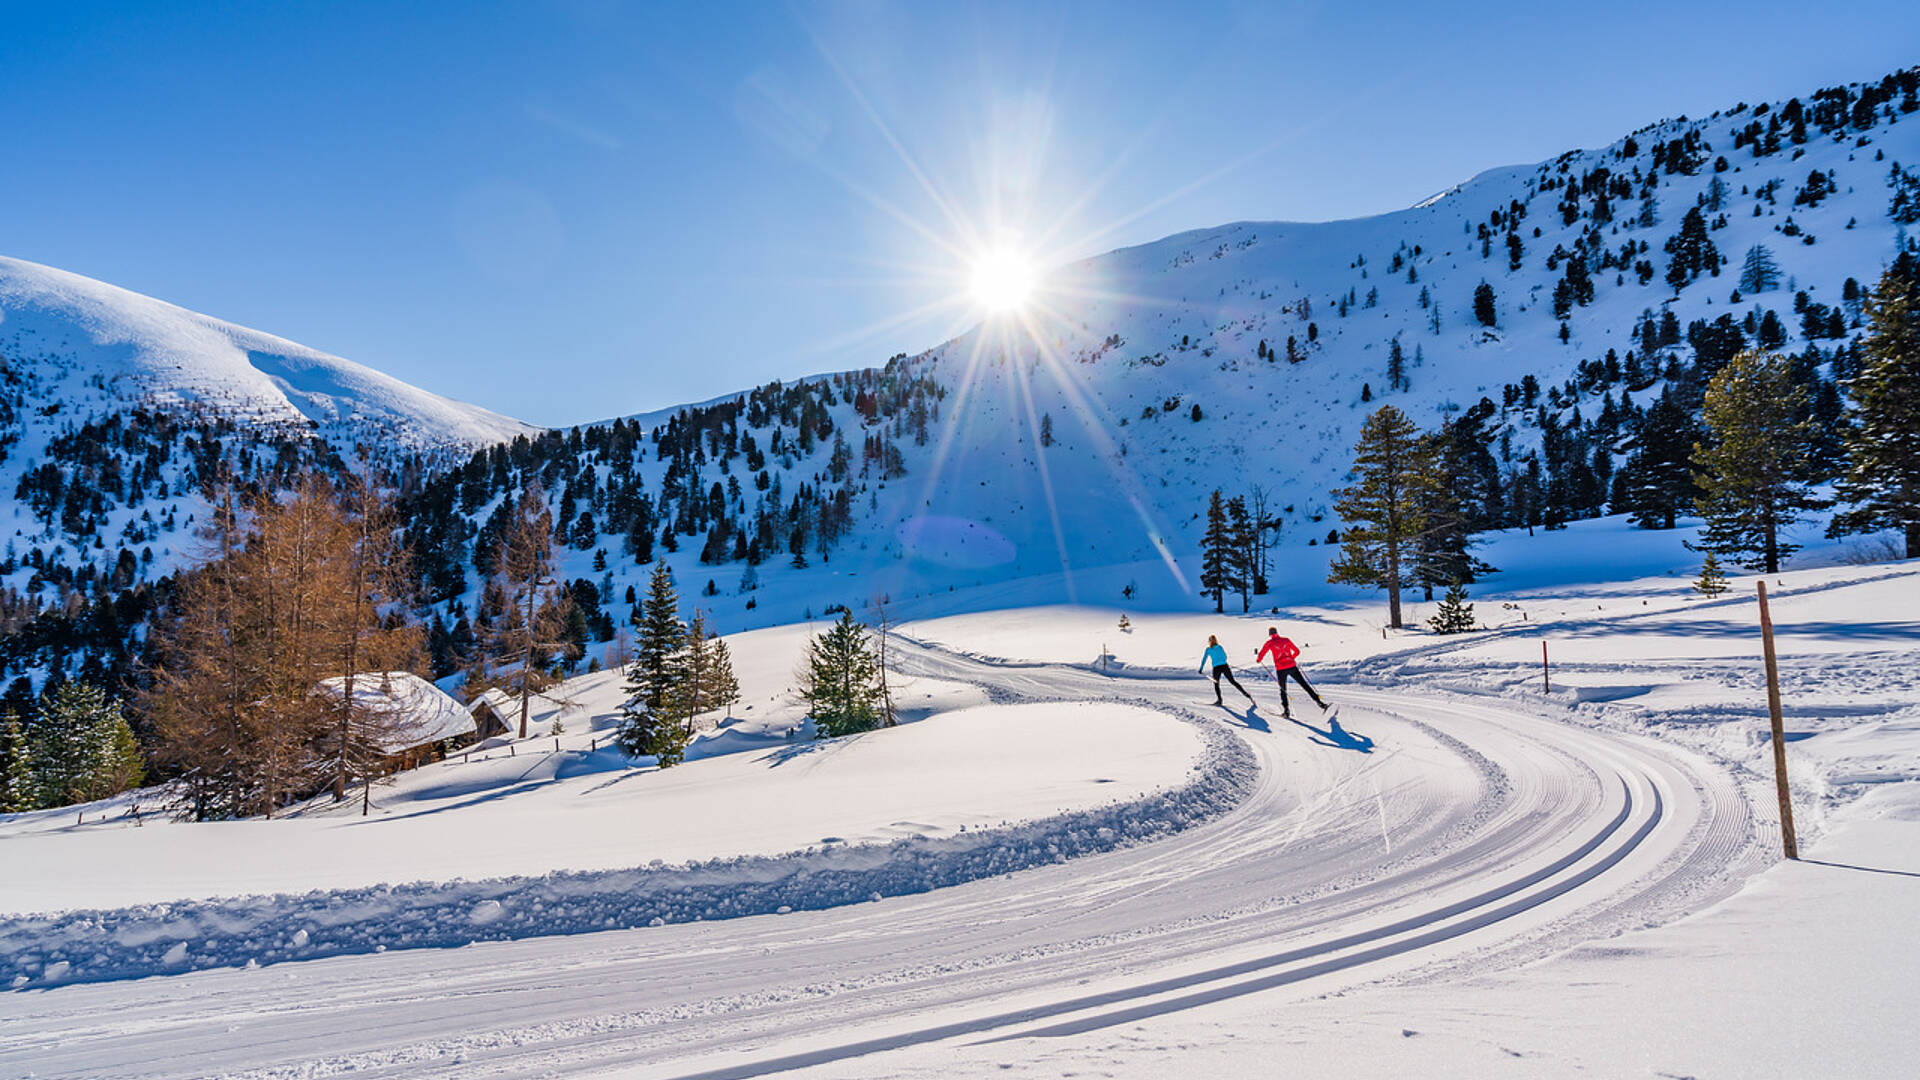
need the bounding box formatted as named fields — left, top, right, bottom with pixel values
left=970, top=248, right=1037, bottom=313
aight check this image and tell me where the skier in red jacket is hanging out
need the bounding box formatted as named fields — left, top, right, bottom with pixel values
left=1256, top=627, right=1327, bottom=719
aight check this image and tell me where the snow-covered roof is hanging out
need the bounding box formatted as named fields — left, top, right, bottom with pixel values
left=313, top=672, right=476, bottom=754
left=472, top=687, right=518, bottom=714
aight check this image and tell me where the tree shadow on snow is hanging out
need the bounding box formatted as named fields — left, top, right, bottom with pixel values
left=1562, top=618, right=1920, bottom=644
left=1802, top=858, right=1920, bottom=880
left=1289, top=715, right=1374, bottom=753
left=761, top=735, right=859, bottom=768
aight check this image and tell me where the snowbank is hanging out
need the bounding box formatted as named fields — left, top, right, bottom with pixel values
left=0, top=702, right=1253, bottom=987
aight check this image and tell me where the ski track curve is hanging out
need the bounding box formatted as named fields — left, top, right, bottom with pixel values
left=0, top=639, right=1766, bottom=1080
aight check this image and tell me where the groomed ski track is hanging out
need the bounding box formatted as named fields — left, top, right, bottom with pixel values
left=0, top=638, right=1765, bottom=1079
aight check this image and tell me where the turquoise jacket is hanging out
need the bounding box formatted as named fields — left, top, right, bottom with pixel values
left=1201, top=643, right=1228, bottom=671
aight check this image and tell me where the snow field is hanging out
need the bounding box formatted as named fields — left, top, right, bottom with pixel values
left=904, top=531, right=1920, bottom=850
left=0, top=620, right=1257, bottom=988
left=0, top=638, right=1746, bottom=1077
left=1, top=540, right=1912, bottom=1074
left=0, top=701, right=1246, bottom=989
left=0, top=701, right=1199, bottom=914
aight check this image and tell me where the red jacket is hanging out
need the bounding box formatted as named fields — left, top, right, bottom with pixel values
left=1257, top=635, right=1300, bottom=669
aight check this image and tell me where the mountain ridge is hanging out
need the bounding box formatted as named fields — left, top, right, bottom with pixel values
left=0, top=254, right=536, bottom=454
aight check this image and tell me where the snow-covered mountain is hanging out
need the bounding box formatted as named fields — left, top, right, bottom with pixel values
left=4, top=66, right=1916, bottom=697
left=829, top=69, right=1918, bottom=603
left=0, top=255, right=534, bottom=454
left=371, top=65, right=1920, bottom=653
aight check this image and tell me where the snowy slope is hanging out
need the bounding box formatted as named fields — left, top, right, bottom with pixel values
left=532, top=70, right=1920, bottom=635
left=859, top=99, right=1915, bottom=593
left=0, top=254, right=535, bottom=453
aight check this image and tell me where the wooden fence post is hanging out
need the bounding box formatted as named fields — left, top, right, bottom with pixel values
left=1541, top=639, right=1550, bottom=694
left=1756, top=581, right=1799, bottom=860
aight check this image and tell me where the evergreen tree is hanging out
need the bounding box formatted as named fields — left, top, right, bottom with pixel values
left=617, top=561, right=687, bottom=764
left=0, top=711, right=34, bottom=813
left=1623, top=387, right=1702, bottom=529
left=705, top=634, right=741, bottom=720
left=1694, top=552, right=1730, bottom=597
left=1386, top=337, right=1408, bottom=391
left=25, top=681, right=143, bottom=808
left=1664, top=206, right=1721, bottom=290
left=1473, top=282, right=1498, bottom=327
left=1426, top=583, right=1477, bottom=634
left=1414, top=414, right=1498, bottom=598
left=1329, top=406, right=1440, bottom=629
left=669, top=611, right=720, bottom=737
left=1693, top=351, right=1827, bottom=572
left=1199, top=490, right=1232, bottom=613
left=801, top=612, right=883, bottom=738
left=1831, top=251, right=1920, bottom=557
left=1223, top=496, right=1254, bottom=612
left=1757, top=309, right=1787, bottom=348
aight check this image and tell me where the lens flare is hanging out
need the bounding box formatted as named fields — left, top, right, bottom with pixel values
left=969, top=249, right=1036, bottom=313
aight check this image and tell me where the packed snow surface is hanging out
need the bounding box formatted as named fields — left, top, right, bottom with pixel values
left=0, top=700, right=1200, bottom=913
left=0, top=530, right=1916, bottom=1077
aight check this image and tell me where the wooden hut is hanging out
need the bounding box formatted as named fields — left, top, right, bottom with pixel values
left=312, top=672, right=478, bottom=774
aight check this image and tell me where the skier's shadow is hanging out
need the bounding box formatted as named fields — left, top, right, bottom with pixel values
left=1289, top=714, right=1374, bottom=753
left=1230, top=704, right=1271, bottom=733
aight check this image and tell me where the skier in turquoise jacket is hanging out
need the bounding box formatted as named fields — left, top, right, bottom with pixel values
left=1200, top=634, right=1254, bottom=706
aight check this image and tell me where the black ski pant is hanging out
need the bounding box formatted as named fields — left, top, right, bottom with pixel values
left=1271, top=665, right=1324, bottom=712
left=1210, top=664, right=1252, bottom=703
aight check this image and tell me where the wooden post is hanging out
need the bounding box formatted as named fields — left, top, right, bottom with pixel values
left=1756, top=582, right=1799, bottom=860
left=1541, top=639, right=1550, bottom=693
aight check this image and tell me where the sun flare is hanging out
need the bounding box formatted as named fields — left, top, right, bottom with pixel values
left=969, top=248, right=1037, bottom=313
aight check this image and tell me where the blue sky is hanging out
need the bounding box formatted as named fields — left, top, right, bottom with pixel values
left=4, top=1, right=1918, bottom=426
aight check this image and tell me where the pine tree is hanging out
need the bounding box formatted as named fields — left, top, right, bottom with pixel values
left=1693, top=351, right=1827, bottom=572
left=0, top=710, right=34, bottom=812
left=1664, top=206, right=1721, bottom=290
left=1624, top=387, right=1702, bottom=529
left=1414, top=415, right=1498, bottom=598
left=25, top=681, right=143, bottom=808
left=1830, top=251, right=1920, bottom=557
left=1199, top=490, right=1231, bottom=613
left=618, top=561, right=687, bottom=763
left=801, top=612, right=883, bottom=738
left=1225, top=495, right=1254, bottom=612
left=1386, top=337, right=1408, bottom=391
left=669, top=611, right=719, bottom=739
left=706, top=634, right=741, bottom=720
left=1426, top=583, right=1477, bottom=633
left=1473, top=282, right=1498, bottom=328
left=1329, top=406, right=1440, bottom=629
left=1694, top=552, right=1730, bottom=597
